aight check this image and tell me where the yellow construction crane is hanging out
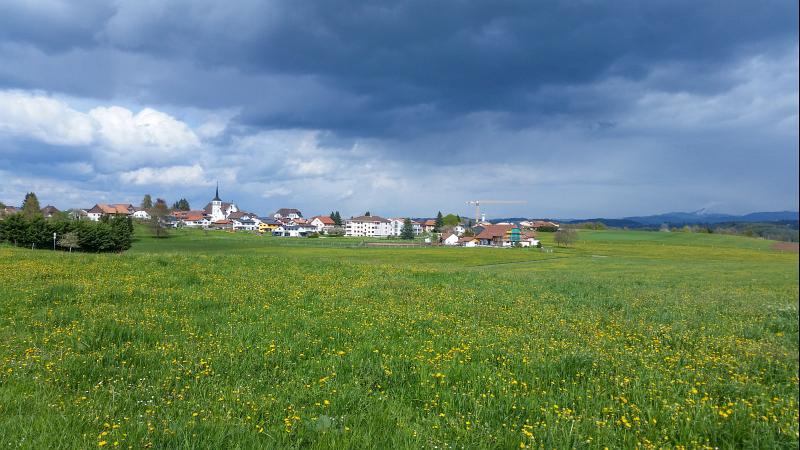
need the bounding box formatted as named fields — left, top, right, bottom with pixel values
left=465, top=200, right=527, bottom=223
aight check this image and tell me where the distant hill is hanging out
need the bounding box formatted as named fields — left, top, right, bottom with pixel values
left=559, top=210, right=798, bottom=227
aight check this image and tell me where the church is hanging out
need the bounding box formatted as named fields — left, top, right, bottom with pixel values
left=203, top=184, right=239, bottom=221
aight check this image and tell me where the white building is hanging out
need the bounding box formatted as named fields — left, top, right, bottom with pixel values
left=273, top=208, right=303, bottom=220
left=389, top=218, right=422, bottom=236
left=441, top=232, right=460, bottom=246
left=86, top=203, right=134, bottom=221
left=203, top=184, right=239, bottom=222
left=273, top=224, right=315, bottom=237
left=458, top=236, right=478, bottom=247
left=345, top=215, right=393, bottom=237
left=233, top=218, right=258, bottom=231
left=132, top=208, right=151, bottom=220
left=310, top=216, right=336, bottom=234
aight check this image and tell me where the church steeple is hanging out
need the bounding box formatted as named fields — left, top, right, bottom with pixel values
left=213, top=182, right=221, bottom=202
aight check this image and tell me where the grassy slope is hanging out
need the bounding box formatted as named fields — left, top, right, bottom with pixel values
left=0, top=229, right=797, bottom=449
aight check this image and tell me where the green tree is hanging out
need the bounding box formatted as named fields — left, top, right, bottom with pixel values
left=110, top=216, right=133, bottom=250
left=400, top=218, right=415, bottom=240
left=21, top=192, right=41, bottom=218
left=554, top=228, right=578, bottom=247
left=141, top=194, right=153, bottom=210
left=334, top=211, right=342, bottom=226
left=364, top=211, right=371, bottom=217
left=434, top=211, right=444, bottom=232
left=58, top=231, right=80, bottom=252
left=172, top=198, right=190, bottom=211
left=0, top=213, right=26, bottom=245
left=150, top=198, right=170, bottom=238
left=442, top=213, right=460, bottom=227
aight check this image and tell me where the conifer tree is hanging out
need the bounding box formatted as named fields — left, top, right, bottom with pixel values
left=21, top=192, right=41, bottom=218
left=141, top=194, right=153, bottom=210
left=172, top=198, right=190, bottom=211
left=400, top=218, right=415, bottom=240
left=434, top=211, right=444, bottom=232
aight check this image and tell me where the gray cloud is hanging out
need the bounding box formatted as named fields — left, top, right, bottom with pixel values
left=0, top=1, right=797, bottom=218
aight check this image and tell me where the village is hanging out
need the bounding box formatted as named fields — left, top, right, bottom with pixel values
left=1, top=186, right=560, bottom=248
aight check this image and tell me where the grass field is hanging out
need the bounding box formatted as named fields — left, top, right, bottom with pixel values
left=1, top=229, right=797, bottom=448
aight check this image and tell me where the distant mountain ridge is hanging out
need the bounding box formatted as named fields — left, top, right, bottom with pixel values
left=488, top=211, right=799, bottom=227
left=559, top=210, right=798, bottom=227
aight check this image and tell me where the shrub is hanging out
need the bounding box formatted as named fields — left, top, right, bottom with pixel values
left=0, top=214, right=133, bottom=252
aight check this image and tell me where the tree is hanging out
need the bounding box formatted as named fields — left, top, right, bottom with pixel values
left=554, top=228, right=578, bottom=247
left=442, top=213, right=460, bottom=227
left=150, top=198, right=170, bottom=238
left=0, top=213, right=26, bottom=245
left=434, top=211, right=444, bottom=232
left=141, top=194, right=153, bottom=210
left=364, top=211, right=371, bottom=217
left=330, top=211, right=343, bottom=226
left=110, top=216, right=133, bottom=250
left=58, top=231, right=80, bottom=252
left=21, top=192, right=41, bottom=218
left=400, top=218, right=415, bottom=240
left=172, top=198, right=190, bottom=211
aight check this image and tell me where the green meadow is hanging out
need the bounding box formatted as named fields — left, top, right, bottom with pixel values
left=0, top=229, right=797, bottom=448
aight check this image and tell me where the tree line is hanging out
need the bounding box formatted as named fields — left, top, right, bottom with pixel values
left=0, top=192, right=134, bottom=252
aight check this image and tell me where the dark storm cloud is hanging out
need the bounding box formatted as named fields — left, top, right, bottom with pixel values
left=1, top=1, right=796, bottom=135
left=0, top=1, right=797, bottom=217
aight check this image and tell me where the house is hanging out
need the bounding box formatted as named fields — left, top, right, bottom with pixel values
left=160, top=215, right=179, bottom=228
left=67, top=208, right=88, bottom=220
left=474, top=224, right=517, bottom=246
left=518, top=235, right=540, bottom=247
left=273, top=208, right=303, bottom=220
left=310, top=216, right=336, bottom=234
left=345, top=215, right=392, bottom=237
left=474, top=224, right=540, bottom=247
left=132, top=208, right=151, bottom=220
left=389, top=218, right=422, bottom=236
left=227, top=211, right=259, bottom=222
left=453, top=224, right=466, bottom=236
left=272, top=224, right=314, bottom=237
left=1, top=205, right=19, bottom=217
left=458, top=236, right=478, bottom=247
left=211, top=219, right=233, bottom=230
left=441, top=232, right=459, bottom=246
left=40, top=205, right=60, bottom=218
left=258, top=218, right=281, bottom=233
left=86, top=203, right=135, bottom=221
left=233, top=218, right=258, bottom=231
left=180, top=211, right=210, bottom=228
left=422, top=219, right=437, bottom=233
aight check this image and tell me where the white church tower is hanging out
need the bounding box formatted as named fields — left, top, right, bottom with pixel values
left=211, top=182, right=224, bottom=221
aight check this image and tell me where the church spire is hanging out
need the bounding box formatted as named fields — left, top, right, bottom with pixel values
left=213, top=182, right=221, bottom=201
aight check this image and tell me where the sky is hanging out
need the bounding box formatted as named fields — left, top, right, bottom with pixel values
left=0, top=1, right=797, bottom=219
